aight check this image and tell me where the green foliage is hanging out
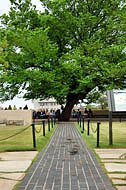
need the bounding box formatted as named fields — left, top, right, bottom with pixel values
left=84, top=88, right=101, bottom=105
left=84, top=91, right=108, bottom=109
left=0, top=0, right=126, bottom=105
left=96, top=93, right=108, bottom=109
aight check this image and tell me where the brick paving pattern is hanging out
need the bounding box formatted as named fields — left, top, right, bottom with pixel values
left=18, top=123, right=114, bottom=190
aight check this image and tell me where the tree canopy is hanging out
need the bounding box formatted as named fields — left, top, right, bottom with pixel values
left=0, top=0, right=126, bottom=120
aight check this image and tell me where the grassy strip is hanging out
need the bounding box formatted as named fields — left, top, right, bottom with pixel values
left=76, top=121, right=126, bottom=149
left=76, top=121, right=108, bottom=173
left=35, top=124, right=57, bottom=152
left=0, top=123, right=57, bottom=152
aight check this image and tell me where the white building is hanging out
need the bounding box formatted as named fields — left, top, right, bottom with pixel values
left=33, top=98, right=61, bottom=110
left=0, top=98, right=61, bottom=111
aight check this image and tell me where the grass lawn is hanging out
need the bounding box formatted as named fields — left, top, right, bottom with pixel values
left=76, top=120, right=126, bottom=149
left=0, top=123, right=57, bottom=152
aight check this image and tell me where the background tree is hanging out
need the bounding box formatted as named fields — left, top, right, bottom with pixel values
left=84, top=90, right=108, bottom=109
left=96, top=94, right=108, bottom=109
left=0, top=0, right=126, bottom=120
left=83, top=88, right=101, bottom=106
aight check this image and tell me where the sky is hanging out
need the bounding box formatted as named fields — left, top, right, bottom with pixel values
left=0, top=0, right=43, bottom=109
left=0, top=0, right=43, bottom=15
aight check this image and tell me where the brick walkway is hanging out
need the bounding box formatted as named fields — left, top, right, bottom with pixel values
left=18, top=123, right=114, bottom=190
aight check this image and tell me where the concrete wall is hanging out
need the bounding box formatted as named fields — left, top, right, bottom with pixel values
left=92, top=110, right=109, bottom=116
left=0, top=110, right=32, bottom=126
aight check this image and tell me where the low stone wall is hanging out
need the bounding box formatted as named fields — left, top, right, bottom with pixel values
left=91, top=110, right=126, bottom=119
left=92, top=110, right=109, bottom=118
left=0, top=110, right=32, bottom=126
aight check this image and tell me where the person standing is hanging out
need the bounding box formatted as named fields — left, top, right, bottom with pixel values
left=8, top=105, right=12, bottom=110
left=13, top=105, right=17, bottom=110
left=88, top=108, right=93, bottom=118
left=23, top=105, right=28, bottom=110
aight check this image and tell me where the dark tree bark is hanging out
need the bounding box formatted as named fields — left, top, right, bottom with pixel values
left=61, top=100, right=76, bottom=121
left=60, top=93, right=84, bottom=121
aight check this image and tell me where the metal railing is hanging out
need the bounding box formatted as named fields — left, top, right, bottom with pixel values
left=0, top=118, right=57, bottom=148
left=77, top=116, right=101, bottom=147
left=31, top=118, right=56, bottom=148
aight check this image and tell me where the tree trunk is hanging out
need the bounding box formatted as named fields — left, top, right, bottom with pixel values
left=59, top=87, right=93, bottom=121
left=61, top=101, right=75, bottom=121
left=60, top=93, right=83, bottom=121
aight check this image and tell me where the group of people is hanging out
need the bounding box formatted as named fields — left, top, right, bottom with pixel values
left=72, top=108, right=93, bottom=118
left=1, top=104, right=93, bottom=119
left=32, top=108, right=60, bottom=119
left=84, top=108, right=93, bottom=118
left=3, top=105, right=28, bottom=110
left=32, top=105, right=65, bottom=120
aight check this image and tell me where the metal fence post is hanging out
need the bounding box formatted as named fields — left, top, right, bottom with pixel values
left=48, top=118, right=50, bottom=132
left=87, top=119, right=90, bottom=136
left=80, top=117, right=81, bottom=128
left=82, top=117, right=84, bottom=132
left=97, top=121, right=100, bottom=147
left=54, top=117, right=56, bottom=125
left=42, top=120, right=45, bottom=136
left=32, top=123, right=36, bottom=148
left=51, top=118, right=53, bottom=128
left=109, top=111, right=113, bottom=145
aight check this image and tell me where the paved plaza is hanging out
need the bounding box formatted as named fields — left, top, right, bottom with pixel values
left=18, top=123, right=114, bottom=190
left=95, top=149, right=126, bottom=190
left=0, top=151, right=38, bottom=190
